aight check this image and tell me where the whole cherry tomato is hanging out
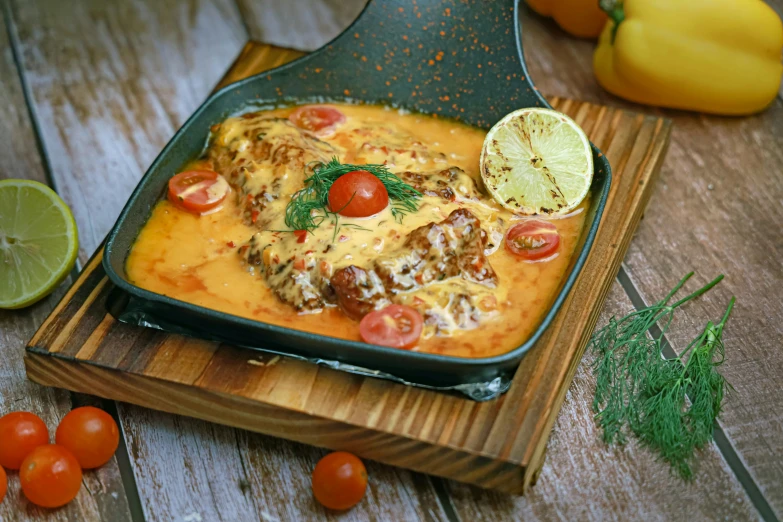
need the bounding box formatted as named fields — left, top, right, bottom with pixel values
left=0, top=465, right=7, bottom=504
left=55, top=407, right=120, bottom=469
left=312, top=451, right=368, bottom=510
left=0, top=412, right=49, bottom=470
left=20, top=445, right=82, bottom=508
left=328, top=170, right=389, bottom=218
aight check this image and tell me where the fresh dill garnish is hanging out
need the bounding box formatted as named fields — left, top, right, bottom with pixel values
left=590, top=272, right=734, bottom=479
left=284, top=157, right=422, bottom=233
left=340, top=224, right=373, bottom=232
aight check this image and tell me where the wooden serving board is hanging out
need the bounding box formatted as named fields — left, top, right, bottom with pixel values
left=25, top=42, right=671, bottom=494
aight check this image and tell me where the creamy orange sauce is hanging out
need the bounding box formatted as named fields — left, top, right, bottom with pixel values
left=126, top=104, right=588, bottom=358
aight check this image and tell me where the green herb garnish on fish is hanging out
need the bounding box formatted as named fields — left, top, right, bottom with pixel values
left=284, top=158, right=421, bottom=233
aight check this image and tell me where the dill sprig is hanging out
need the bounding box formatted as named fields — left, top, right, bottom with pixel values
left=284, top=157, right=422, bottom=233
left=590, top=272, right=734, bottom=479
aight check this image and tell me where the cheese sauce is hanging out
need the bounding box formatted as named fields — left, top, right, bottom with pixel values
left=126, top=104, right=588, bottom=358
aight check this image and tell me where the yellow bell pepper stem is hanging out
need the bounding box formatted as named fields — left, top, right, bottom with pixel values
left=598, top=0, right=624, bottom=43
left=593, top=0, right=783, bottom=115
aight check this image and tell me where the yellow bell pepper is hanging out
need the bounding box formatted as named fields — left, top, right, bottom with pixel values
left=526, top=0, right=608, bottom=39
left=593, top=0, right=783, bottom=115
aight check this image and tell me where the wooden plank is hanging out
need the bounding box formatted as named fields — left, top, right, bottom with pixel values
left=24, top=356, right=455, bottom=522
left=22, top=280, right=761, bottom=520
left=0, top=5, right=132, bottom=519
left=517, top=6, right=783, bottom=518
left=6, top=0, right=247, bottom=264
left=446, top=283, right=759, bottom=522
left=236, top=0, right=366, bottom=52
left=233, top=435, right=448, bottom=522
left=24, top=65, right=675, bottom=495
left=1, top=304, right=132, bottom=522
left=215, top=43, right=305, bottom=91
left=0, top=11, right=44, bottom=184
left=8, top=1, right=452, bottom=519
left=623, top=94, right=783, bottom=517
left=122, top=406, right=451, bottom=522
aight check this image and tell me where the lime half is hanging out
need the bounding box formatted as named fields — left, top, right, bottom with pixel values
left=480, top=108, right=593, bottom=215
left=0, top=179, right=78, bottom=309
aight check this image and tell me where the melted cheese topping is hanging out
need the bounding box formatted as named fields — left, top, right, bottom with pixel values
left=126, top=104, right=588, bottom=358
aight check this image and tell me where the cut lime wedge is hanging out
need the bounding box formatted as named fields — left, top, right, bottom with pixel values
left=481, top=108, right=593, bottom=215
left=0, top=179, right=78, bottom=309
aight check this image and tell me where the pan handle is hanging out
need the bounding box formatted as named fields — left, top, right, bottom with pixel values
left=297, top=0, right=551, bottom=127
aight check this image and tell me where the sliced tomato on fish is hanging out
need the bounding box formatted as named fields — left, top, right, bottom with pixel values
left=359, top=304, right=423, bottom=349
left=289, top=106, right=346, bottom=133
left=167, top=170, right=229, bottom=214
left=505, top=219, right=560, bottom=260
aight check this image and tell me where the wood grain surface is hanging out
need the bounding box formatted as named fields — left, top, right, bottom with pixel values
left=516, top=3, right=783, bottom=517
left=0, top=7, right=132, bottom=520
left=445, top=284, right=758, bottom=522
left=623, top=105, right=783, bottom=520
left=6, top=0, right=246, bottom=264
left=4, top=0, right=451, bottom=520
left=2, top=0, right=781, bottom=519
left=215, top=44, right=305, bottom=91
left=236, top=0, right=366, bottom=52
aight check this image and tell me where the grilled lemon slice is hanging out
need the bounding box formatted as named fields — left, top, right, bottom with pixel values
left=480, top=108, right=593, bottom=215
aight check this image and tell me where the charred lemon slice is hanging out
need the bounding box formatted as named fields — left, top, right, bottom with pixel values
left=480, top=108, right=593, bottom=215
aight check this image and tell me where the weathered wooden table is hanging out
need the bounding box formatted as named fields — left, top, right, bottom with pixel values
left=1, top=1, right=781, bottom=520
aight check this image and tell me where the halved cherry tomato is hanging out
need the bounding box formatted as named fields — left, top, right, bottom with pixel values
left=20, top=445, right=82, bottom=508
left=312, top=452, right=367, bottom=510
left=328, top=171, right=389, bottom=218
left=359, top=304, right=423, bottom=349
left=167, top=170, right=228, bottom=214
left=0, top=412, right=49, bottom=470
left=289, top=106, right=345, bottom=133
left=0, top=465, right=7, bottom=504
left=55, top=406, right=120, bottom=469
left=505, top=220, right=561, bottom=261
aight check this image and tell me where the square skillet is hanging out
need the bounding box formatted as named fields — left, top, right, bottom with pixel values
left=103, top=0, right=611, bottom=388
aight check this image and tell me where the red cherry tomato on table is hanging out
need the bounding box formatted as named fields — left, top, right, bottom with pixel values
left=505, top=219, right=561, bottom=261
left=20, top=445, right=82, bottom=508
left=359, top=304, right=423, bottom=349
left=289, top=106, right=345, bottom=133
left=0, top=465, right=7, bottom=504
left=328, top=171, right=389, bottom=218
left=167, top=170, right=228, bottom=214
left=312, top=452, right=367, bottom=510
left=55, top=406, right=120, bottom=469
left=0, top=412, right=49, bottom=470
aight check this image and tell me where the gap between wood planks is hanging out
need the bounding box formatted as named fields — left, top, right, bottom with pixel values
left=617, top=266, right=779, bottom=522
left=2, top=2, right=145, bottom=520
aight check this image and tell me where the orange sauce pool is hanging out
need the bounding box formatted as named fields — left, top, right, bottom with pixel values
left=126, top=104, right=589, bottom=358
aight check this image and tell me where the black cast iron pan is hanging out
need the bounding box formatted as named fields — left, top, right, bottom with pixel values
left=103, top=0, right=612, bottom=389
